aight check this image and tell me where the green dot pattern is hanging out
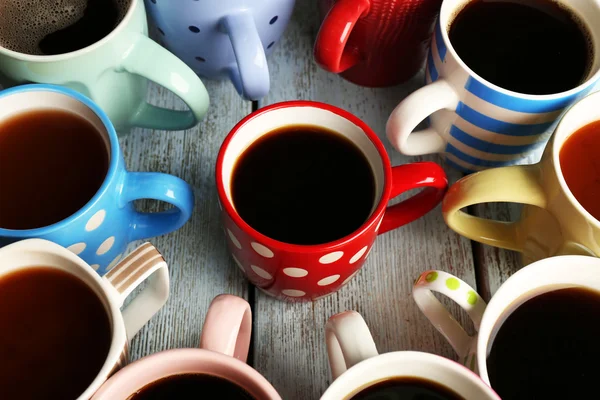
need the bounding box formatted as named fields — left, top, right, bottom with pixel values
left=446, top=277, right=460, bottom=290
left=425, top=272, right=438, bottom=282
left=467, top=290, right=478, bottom=305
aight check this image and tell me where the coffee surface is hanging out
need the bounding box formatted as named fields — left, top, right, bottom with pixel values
left=449, top=0, right=591, bottom=95
left=350, top=377, right=464, bottom=400
left=560, top=120, right=600, bottom=221
left=232, top=125, right=376, bottom=245
left=0, top=109, right=109, bottom=230
left=0, top=267, right=112, bottom=400
left=0, top=0, right=130, bottom=55
left=129, top=374, right=256, bottom=400
left=487, top=287, right=600, bottom=399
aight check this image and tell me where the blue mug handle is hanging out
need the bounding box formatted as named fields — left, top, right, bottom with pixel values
left=121, top=172, right=195, bottom=241
left=223, top=12, right=270, bottom=101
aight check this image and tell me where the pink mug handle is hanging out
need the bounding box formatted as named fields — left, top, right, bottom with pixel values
left=199, top=294, right=252, bottom=362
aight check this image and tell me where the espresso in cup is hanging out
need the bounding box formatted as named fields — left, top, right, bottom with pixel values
left=232, top=125, right=375, bottom=245
left=0, top=109, right=108, bottom=230
left=129, top=373, right=256, bottom=399
left=351, top=377, right=463, bottom=400
left=0, top=267, right=111, bottom=399
left=0, top=0, right=130, bottom=55
left=449, top=0, right=592, bottom=95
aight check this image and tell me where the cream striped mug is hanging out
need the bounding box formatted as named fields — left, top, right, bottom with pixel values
left=0, top=239, right=170, bottom=400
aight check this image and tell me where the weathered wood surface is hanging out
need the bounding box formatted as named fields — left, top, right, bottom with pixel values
left=125, top=80, right=252, bottom=358
left=252, top=2, right=478, bottom=399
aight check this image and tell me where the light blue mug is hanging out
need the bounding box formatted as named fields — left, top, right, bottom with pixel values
left=0, top=85, right=195, bottom=275
left=145, top=0, right=296, bottom=100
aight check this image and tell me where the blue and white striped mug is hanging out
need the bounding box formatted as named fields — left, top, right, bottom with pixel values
left=0, top=85, right=195, bottom=274
left=386, top=0, right=600, bottom=174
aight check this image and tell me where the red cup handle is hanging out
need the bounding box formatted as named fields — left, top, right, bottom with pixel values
left=378, top=162, right=448, bottom=235
left=314, top=0, right=370, bottom=73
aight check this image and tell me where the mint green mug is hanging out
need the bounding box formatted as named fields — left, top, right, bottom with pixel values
left=0, top=0, right=209, bottom=134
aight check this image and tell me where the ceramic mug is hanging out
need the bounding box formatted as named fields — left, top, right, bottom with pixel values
left=443, top=90, right=600, bottom=265
left=92, top=294, right=281, bottom=399
left=321, top=310, right=499, bottom=399
left=216, top=101, right=448, bottom=301
left=386, top=0, right=600, bottom=173
left=145, top=0, right=295, bottom=101
left=412, top=256, right=600, bottom=389
left=0, top=0, right=209, bottom=134
left=315, top=0, right=442, bottom=87
left=0, top=239, right=170, bottom=400
left=0, top=85, right=194, bottom=274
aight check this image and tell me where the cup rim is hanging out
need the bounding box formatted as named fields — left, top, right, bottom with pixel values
left=321, top=351, right=500, bottom=400
left=551, top=90, right=600, bottom=230
left=0, top=0, right=139, bottom=61
left=439, top=0, right=600, bottom=100
left=0, top=84, right=120, bottom=235
left=91, top=348, right=281, bottom=400
left=215, top=100, right=392, bottom=253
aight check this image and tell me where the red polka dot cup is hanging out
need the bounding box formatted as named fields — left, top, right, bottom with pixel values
left=216, top=101, right=448, bottom=301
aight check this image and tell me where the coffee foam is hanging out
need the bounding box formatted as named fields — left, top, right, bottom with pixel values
left=0, top=0, right=130, bottom=55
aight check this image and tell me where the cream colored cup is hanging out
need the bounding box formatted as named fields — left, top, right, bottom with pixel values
left=443, top=90, right=600, bottom=264
left=0, top=239, right=169, bottom=400
left=321, top=310, right=499, bottom=399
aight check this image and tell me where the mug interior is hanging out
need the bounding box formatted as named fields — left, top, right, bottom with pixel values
left=440, top=0, right=600, bottom=97
left=321, top=352, right=499, bottom=399
left=0, top=239, right=125, bottom=400
left=91, top=349, right=280, bottom=400
left=220, top=104, right=385, bottom=220
left=477, top=256, right=600, bottom=383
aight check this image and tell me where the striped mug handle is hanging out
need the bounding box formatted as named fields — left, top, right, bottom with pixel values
left=386, top=79, right=459, bottom=156
left=103, top=243, right=170, bottom=338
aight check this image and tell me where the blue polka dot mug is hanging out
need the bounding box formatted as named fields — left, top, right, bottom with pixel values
left=0, top=84, right=195, bottom=275
left=144, top=0, right=296, bottom=100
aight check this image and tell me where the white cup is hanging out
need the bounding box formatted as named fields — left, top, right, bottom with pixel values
left=320, top=310, right=499, bottom=399
left=413, top=255, right=600, bottom=386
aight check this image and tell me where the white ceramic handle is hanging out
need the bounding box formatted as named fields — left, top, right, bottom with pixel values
left=386, top=79, right=459, bottom=156
left=103, top=242, right=170, bottom=338
left=412, top=270, right=486, bottom=359
left=326, top=311, right=379, bottom=380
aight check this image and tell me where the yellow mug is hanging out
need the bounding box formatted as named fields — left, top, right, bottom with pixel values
left=443, top=91, right=600, bottom=265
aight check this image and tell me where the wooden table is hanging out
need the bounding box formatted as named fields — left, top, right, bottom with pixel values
left=126, top=2, right=529, bottom=398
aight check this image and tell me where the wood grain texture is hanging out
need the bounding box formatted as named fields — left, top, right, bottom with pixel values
left=124, top=80, right=252, bottom=360
left=253, top=2, right=477, bottom=399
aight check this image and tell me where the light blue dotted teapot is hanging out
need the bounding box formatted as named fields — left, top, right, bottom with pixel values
left=145, top=0, right=296, bottom=101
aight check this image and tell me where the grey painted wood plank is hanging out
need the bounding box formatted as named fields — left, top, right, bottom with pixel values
left=124, top=80, right=252, bottom=360
left=253, top=3, right=477, bottom=399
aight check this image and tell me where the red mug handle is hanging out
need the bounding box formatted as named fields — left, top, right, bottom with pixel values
left=314, top=0, right=371, bottom=73
left=378, top=162, right=448, bottom=235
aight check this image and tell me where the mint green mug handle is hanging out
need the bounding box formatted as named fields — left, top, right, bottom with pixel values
left=121, top=34, right=210, bottom=131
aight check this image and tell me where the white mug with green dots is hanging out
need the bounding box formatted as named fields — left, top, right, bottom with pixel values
left=412, top=256, right=600, bottom=385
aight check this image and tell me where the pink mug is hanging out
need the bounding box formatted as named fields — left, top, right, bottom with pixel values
left=92, top=294, right=281, bottom=400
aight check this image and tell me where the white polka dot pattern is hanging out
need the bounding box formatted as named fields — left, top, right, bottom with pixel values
left=342, top=270, right=359, bottom=285
left=90, top=264, right=100, bottom=271
left=227, top=229, right=242, bottom=249
left=281, top=289, right=305, bottom=297
left=67, top=242, right=86, bottom=255
left=283, top=267, right=308, bottom=278
left=251, top=265, right=273, bottom=280
left=319, top=251, right=344, bottom=264
left=251, top=242, right=274, bottom=258
left=86, top=210, right=106, bottom=232
left=375, top=218, right=383, bottom=232
left=349, top=246, right=368, bottom=264
left=318, top=275, right=340, bottom=286
left=96, top=236, right=115, bottom=255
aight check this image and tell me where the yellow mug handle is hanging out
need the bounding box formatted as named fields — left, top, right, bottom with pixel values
left=442, top=165, right=547, bottom=252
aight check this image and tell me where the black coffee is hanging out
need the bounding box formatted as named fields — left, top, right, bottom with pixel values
left=350, top=377, right=464, bottom=400
left=487, top=287, right=600, bottom=399
left=129, top=374, right=256, bottom=400
left=231, top=125, right=376, bottom=245
left=0, top=0, right=130, bottom=55
left=449, top=0, right=592, bottom=95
